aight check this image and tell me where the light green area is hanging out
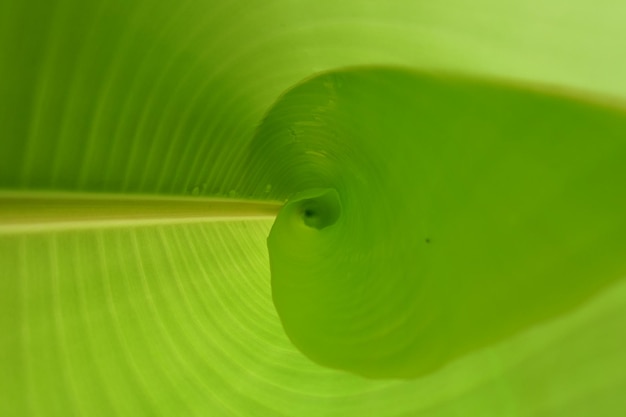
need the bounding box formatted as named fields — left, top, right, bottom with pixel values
left=262, top=68, right=626, bottom=378
left=2, top=221, right=626, bottom=417
left=1, top=0, right=626, bottom=416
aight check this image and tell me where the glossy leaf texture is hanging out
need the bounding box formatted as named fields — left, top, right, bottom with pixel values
left=1, top=0, right=626, bottom=416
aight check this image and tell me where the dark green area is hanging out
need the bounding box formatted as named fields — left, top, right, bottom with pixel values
left=257, top=67, right=626, bottom=378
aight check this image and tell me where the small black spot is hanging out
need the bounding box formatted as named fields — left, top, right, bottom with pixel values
left=425, top=238, right=431, bottom=244
left=304, top=208, right=315, bottom=218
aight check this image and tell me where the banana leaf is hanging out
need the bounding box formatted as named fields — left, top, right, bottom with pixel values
left=1, top=0, right=625, bottom=416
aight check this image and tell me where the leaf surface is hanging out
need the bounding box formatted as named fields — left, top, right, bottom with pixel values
left=1, top=0, right=626, bottom=416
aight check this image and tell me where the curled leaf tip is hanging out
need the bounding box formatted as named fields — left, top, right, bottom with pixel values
left=255, top=67, right=626, bottom=379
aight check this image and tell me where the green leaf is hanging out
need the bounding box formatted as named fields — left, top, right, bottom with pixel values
left=259, top=67, right=626, bottom=379
left=1, top=0, right=625, bottom=416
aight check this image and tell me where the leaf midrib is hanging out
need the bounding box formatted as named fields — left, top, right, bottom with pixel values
left=0, top=190, right=281, bottom=235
